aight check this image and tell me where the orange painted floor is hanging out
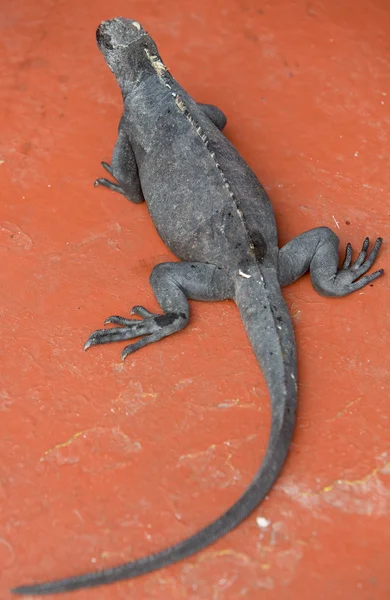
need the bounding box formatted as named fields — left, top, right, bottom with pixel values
left=1, top=0, right=389, bottom=599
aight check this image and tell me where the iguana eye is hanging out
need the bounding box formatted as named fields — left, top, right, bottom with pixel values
left=132, top=21, right=141, bottom=30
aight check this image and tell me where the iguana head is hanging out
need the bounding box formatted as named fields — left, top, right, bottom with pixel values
left=96, top=17, right=160, bottom=85
left=96, top=17, right=145, bottom=51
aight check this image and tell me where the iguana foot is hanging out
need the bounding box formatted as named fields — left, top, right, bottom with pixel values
left=333, top=236, right=383, bottom=292
left=278, top=228, right=384, bottom=296
left=84, top=305, right=188, bottom=360
left=94, top=161, right=127, bottom=195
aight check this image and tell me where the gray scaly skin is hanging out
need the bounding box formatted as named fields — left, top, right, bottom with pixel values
left=12, top=17, right=384, bottom=596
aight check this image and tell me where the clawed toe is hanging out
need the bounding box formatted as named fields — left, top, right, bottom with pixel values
left=343, top=237, right=382, bottom=275
left=130, top=305, right=156, bottom=318
left=84, top=324, right=144, bottom=351
left=353, top=237, right=370, bottom=269
left=94, top=162, right=126, bottom=195
left=101, top=161, right=113, bottom=176
left=351, top=237, right=382, bottom=278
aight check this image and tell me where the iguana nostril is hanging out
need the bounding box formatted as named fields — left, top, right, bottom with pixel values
left=96, top=27, right=113, bottom=50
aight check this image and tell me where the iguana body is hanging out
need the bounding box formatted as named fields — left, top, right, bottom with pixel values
left=13, top=17, right=383, bottom=595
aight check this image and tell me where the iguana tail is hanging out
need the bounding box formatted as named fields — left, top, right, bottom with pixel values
left=12, top=264, right=297, bottom=596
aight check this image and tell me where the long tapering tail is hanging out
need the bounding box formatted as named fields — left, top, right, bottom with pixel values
left=12, top=264, right=297, bottom=596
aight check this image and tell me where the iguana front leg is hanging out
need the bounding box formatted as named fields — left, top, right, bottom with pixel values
left=278, top=226, right=383, bottom=296
left=84, top=262, right=233, bottom=360
left=94, top=119, right=144, bottom=204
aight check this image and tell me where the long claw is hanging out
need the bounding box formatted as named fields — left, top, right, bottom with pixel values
left=130, top=306, right=156, bottom=318
left=84, top=339, right=93, bottom=351
left=353, top=237, right=370, bottom=269
left=351, top=268, right=384, bottom=291
left=94, top=178, right=126, bottom=195
left=121, top=330, right=171, bottom=360
left=364, top=237, right=382, bottom=268
left=101, top=161, right=113, bottom=176
left=342, top=242, right=353, bottom=270
left=104, top=315, right=139, bottom=326
left=121, top=337, right=153, bottom=360
left=84, top=324, right=147, bottom=350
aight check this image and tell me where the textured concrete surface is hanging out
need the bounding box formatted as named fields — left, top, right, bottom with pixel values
left=1, top=0, right=389, bottom=599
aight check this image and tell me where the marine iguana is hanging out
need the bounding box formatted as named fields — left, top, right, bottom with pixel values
left=13, top=17, right=383, bottom=595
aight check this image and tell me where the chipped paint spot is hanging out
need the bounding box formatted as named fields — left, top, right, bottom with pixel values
left=114, top=380, right=158, bottom=415
left=281, top=460, right=390, bottom=515
left=40, top=427, right=142, bottom=463
left=1, top=221, right=33, bottom=250
left=194, top=548, right=253, bottom=566
left=216, top=398, right=240, bottom=408
left=40, top=430, right=87, bottom=459
left=239, top=269, right=251, bottom=279
left=132, top=21, right=141, bottom=30
left=0, top=537, right=15, bottom=568
left=327, top=397, right=361, bottom=421
left=179, top=440, right=244, bottom=488
left=321, top=464, right=388, bottom=492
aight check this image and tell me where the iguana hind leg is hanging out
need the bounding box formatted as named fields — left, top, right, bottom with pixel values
left=84, top=262, right=233, bottom=360
left=278, top=226, right=383, bottom=296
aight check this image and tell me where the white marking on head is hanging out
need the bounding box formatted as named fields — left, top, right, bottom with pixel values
left=132, top=21, right=141, bottom=30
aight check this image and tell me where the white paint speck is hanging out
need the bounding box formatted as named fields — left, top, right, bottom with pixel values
left=332, top=215, right=340, bottom=229
left=91, top=557, right=97, bottom=563
left=256, top=516, right=271, bottom=528
left=73, top=509, right=84, bottom=522
left=354, top=151, right=359, bottom=157
left=238, top=269, right=251, bottom=279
